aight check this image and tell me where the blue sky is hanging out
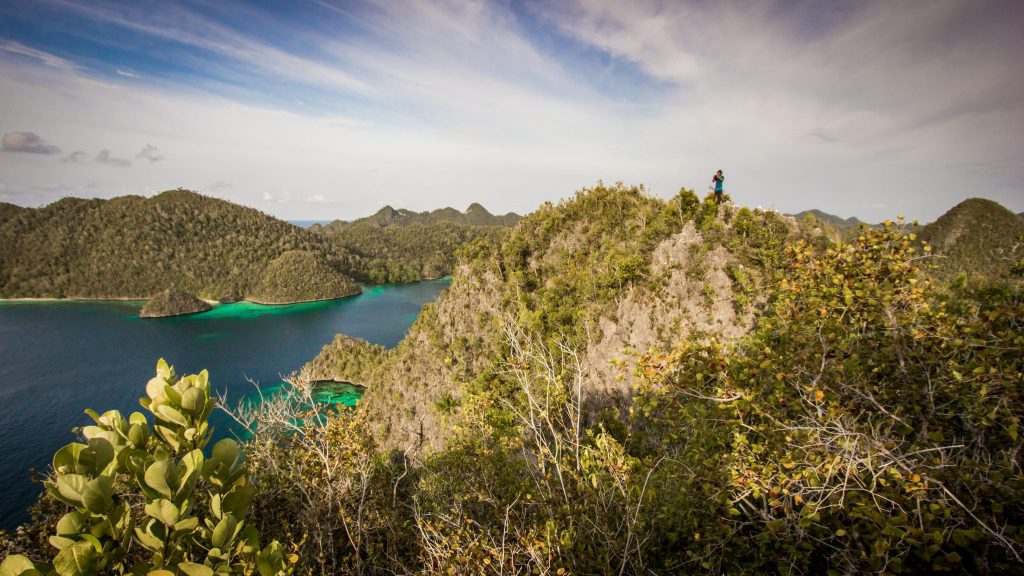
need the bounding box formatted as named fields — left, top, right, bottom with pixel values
left=0, top=0, right=1021, bottom=221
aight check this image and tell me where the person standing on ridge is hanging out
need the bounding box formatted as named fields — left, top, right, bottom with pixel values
left=712, top=169, right=725, bottom=204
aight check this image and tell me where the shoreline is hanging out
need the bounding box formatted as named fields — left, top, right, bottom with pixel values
left=0, top=277, right=452, bottom=306
left=0, top=293, right=361, bottom=307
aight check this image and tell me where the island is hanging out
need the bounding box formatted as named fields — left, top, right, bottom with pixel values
left=139, top=288, right=212, bottom=318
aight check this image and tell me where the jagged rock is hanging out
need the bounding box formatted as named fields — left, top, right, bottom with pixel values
left=140, top=289, right=212, bottom=318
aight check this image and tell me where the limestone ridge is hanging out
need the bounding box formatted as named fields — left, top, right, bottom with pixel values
left=0, top=189, right=362, bottom=302
left=140, top=289, right=212, bottom=318
left=308, top=189, right=1022, bottom=456
left=307, top=186, right=802, bottom=453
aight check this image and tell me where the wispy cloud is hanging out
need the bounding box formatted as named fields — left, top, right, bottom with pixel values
left=61, top=150, right=88, bottom=163
left=137, top=144, right=163, bottom=163
left=96, top=149, right=132, bottom=167
left=115, top=67, right=140, bottom=78
left=2, top=131, right=61, bottom=154
left=0, top=40, right=77, bottom=70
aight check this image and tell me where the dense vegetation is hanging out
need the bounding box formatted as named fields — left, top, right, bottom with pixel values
left=321, top=204, right=519, bottom=284
left=247, top=250, right=358, bottom=304
left=326, top=221, right=509, bottom=284
left=0, top=190, right=361, bottom=302
left=139, top=289, right=212, bottom=318
left=918, top=197, right=1024, bottom=282
left=3, top=185, right=1021, bottom=574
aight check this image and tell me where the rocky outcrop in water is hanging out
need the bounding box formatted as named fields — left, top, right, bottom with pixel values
left=140, top=289, right=212, bottom=318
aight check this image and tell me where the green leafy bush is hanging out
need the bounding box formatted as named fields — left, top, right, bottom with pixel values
left=0, top=360, right=293, bottom=576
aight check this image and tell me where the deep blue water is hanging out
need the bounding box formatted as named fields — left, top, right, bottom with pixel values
left=0, top=279, right=449, bottom=529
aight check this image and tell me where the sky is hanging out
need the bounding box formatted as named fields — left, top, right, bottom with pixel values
left=0, top=0, right=1021, bottom=222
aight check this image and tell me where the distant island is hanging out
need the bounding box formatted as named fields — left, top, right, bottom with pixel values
left=787, top=208, right=876, bottom=232
left=319, top=203, right=521, bottom=284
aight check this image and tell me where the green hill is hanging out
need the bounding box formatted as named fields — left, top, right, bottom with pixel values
left=917, top=197, right=1024, bottom=282
left=0, top=189, right=361, bottom=301
left=321, top=203, right=520, bottom=283
left=323, top=203, right=520, bottom=231
left=788, top=208, right=873, bottom=230
left=0, top=202, right=27, bottom=223
left=311, top=185, right=798, bottom=452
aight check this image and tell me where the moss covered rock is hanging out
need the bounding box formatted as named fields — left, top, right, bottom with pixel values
left=140, top=288, right=212, bottom=318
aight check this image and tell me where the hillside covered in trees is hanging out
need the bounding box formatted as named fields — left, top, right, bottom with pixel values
left=3, top=186, right=1021, bottom=575
left=321, top=203, right=520, bottom=283
left=918, top=197, right=1024, bottom=282
left=0, top=189, right=361, bottom=302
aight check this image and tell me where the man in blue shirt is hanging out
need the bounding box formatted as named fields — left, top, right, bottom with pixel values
left=712, top=170, right=725, bottom=203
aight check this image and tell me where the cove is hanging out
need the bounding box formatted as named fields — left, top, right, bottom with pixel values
left=0, top=278, right=449, bottom=529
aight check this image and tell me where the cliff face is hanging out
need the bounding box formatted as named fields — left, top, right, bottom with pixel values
left=139, top=289, right=212, bottom=318
left=308, top=184, right=802, bottom=454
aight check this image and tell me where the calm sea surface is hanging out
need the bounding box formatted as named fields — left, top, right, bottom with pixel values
left=0, top=279, right=449, bottom=529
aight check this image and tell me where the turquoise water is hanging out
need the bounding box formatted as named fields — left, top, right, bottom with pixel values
left=0, top=279, right=449, bottom=529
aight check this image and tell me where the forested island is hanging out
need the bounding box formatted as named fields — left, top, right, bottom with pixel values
left=138, top=288, right=211, bottom=318
left=2, top=185, right=1022, bottom=575
left=319, top=203, right=520, bottom=284
left=0, top=189, right=361, bottom=303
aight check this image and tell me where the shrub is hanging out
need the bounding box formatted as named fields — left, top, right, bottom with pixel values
left=0, top=360, right=293, bottom=576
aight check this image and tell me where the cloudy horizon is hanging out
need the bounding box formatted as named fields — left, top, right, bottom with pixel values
left=0, top=0, right=1021, bottom=221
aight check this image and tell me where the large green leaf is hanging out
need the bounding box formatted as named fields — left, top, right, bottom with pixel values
left=221, top=484, right=255, bottom=517
left=53, top=541, right=98, bottom=576
left=143, top=459, right=178, bottom=498
left=52, top=443, right=86, bottom=475
left=210, top=514, right=240, bottom=550
left=180, top=387, right=206, bottom=416
left=0, top=555, right=43, bottom=576
left=80, top=476, right=113, bottom=514
left=144, top=498, right=180, bottom=527
left=177, top=562, right=214, bottom=576
left=156, top=404, right=187, bottom=427
left=55, top=511, right=88, bottom=536
left=77, top=438, right=114, bottom=476
left=54, top=474, right=89, bottom=506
